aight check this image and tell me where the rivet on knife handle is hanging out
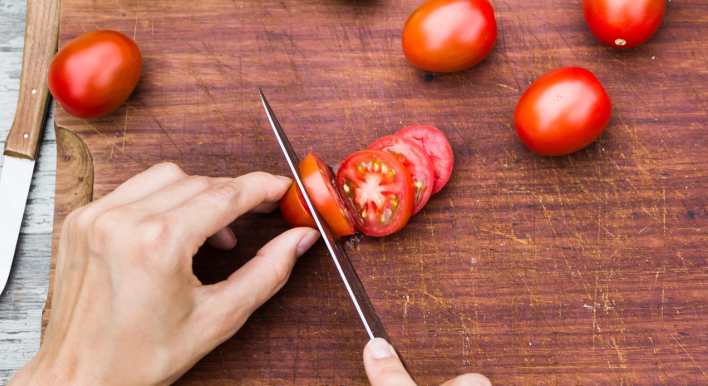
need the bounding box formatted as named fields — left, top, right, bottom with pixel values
left=3, top=0, right=61, bottom=160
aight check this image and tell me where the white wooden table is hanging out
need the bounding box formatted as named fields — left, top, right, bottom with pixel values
left=0, top=0, right=56, bottom=382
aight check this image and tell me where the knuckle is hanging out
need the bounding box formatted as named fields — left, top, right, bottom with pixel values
left=210, top=180, right=243, bottom=205
left=184, top=175, right=212, bottom=191
left=135, top=218, right=173, bottom=247
left=151, top=162, right=186, bottom=179
left=262, top=257, right=293, bottom=288
left=89, top=209, right=132, bottom=249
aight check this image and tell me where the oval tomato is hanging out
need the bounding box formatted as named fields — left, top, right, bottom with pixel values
left=300, top=152, right=356, bottom=237
left=279, top=182, right=317, bottom=230
left=514, top=67, right=612, bottom=156
left=396, top=125, right=454, bottom=194
left=48, top=30, right=142, bottom=119
left=367, top=135, right=434, bottom=215
left=583, top=0, right=666, bottom=49
left=402, top=0, right=497, bottom=73
left=336, top=150, right=415, bottom=237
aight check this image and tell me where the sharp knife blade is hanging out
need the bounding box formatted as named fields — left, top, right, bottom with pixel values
left=0, top=156, right=35, bottom=293
left=258, top=88, right=412, bottom=377
left=258, top=88, right=390, bottom=340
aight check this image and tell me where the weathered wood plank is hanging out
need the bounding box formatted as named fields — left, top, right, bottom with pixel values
left=0, top=0, right=56, bottom=382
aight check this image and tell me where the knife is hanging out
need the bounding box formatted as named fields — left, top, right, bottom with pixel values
left=259, top=88, right=412, bottom=375
left=0, top=0, right=61, bottom=295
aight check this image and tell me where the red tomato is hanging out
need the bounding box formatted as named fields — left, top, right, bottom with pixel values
left=402, top=0, right=497, bottom=73
left=336, top=150, right=415, bottom=237
left=583, top=0, right=666, bottom=49
left=300, top=152, right=356, bottom=237
left=279, top=182, right=317, bottom=230
left=367, top=135, right=434, bottom=215
left=396, top=125, right=454, bottom=194
left=514, top=67, right=612, bottom=156
left=48, top=30, right=142, bottom=119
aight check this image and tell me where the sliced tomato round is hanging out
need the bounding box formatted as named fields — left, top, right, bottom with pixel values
left=367, top=135, right=434, bottom=215
left=300, top=152, right=356, bottom=237
left=396, top=125, right=454, bottom=194
left=279, top=182, right=316, bottom=230
left=335, top=150, right=415, bottom=237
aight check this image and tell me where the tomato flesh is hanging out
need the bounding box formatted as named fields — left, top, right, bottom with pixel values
left=336, top=150, right=415, bottom=237
left=300, top=152, right=356, bottom=237
left=402, top=0, right=497, bottom=73
left=48, top=30, right=142, bottom=119
left=367, top=135, right=434, bottom=215
left=514, top=67, right=612, bottom=156
left=279, top=182, right=316, bottom=230
left=396, top=125, right=454, bottom=194
left=583, top=0, right=665, bottom=49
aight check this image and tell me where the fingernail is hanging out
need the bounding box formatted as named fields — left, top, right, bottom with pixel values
left=226, top=227, right=237, bottom=246
left=277, top=175, right=292, bottom=182
left=296, top=230, right=320, bottom=257
left=367, top=338, right=395, bottom=359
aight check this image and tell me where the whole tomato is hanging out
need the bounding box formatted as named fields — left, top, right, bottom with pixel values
left=583, top=0, right=666, bottom=49
left=514, top=67, right=612, bottom=156
left=402, top=0, right=497, bottom=73
left=48, top=30, right=142, bottom=119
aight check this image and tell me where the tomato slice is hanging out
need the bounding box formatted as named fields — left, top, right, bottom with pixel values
left=335, top=150, right=415, bottom=237
left=300, top=152, right=356, bottom=237
left=279, top=182, right=317, bottom=230
left=396, top=125, right=454, bottom=194
left=367, top=135, right=434, bottom=215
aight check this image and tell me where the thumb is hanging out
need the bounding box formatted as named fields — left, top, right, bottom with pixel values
left=202, top=227, right=320, bottom=335
left=363, top=338, right=416, bottom=386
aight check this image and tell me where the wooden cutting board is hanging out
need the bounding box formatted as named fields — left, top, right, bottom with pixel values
left=42, top=0, right=708, bottom=384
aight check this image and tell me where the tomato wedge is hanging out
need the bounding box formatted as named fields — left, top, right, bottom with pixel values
left=279, top=182, right=316, bottom=230
left=300, top=152, right=356, bottom=237
left=335, top=150, right=415, bottom=237
left=396, top=125, right=454, bottom=194
left=367, top=135, right=434, bottom=215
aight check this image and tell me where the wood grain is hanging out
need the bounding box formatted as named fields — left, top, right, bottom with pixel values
left=3, top=0, right=59, bottom=160
left=44, top=0, right=708, bottom=385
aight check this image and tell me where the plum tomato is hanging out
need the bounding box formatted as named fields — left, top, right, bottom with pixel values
left=279, top=182, right=317, bottom=230
left=300, top=152, right=356, bottom=237
left=336, top=150, right=415, bottom=237
left=513, top=67, right=612, bottom=156
left=583, top=0, right=666, bottom=49
left=48, top=30, right=142, bottom=119
left=402, top=0, right=497, bottom=73
left=396, top=125, right=454, bottom=194
left=367, top=135, right=434, bottom=215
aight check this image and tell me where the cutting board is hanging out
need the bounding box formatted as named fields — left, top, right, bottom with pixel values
left=42, top=0, right=708, bottom=384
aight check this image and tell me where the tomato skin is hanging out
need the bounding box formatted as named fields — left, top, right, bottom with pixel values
left=367, top=135, right=435, bottom=215
left=336, top=150, right=415, bottom=237
left=583, top=0, right=666, bottom=49
left=514, top=67, right=612, bottom=156
left=300, top=152, right=356, bottom=237
left=48, top=30, right=142, bottom=119
left=279, top=182, right=317, bottom=230
left=402, top=0, right=497, bottom=73
left=396, top=125, right=454, bottom=194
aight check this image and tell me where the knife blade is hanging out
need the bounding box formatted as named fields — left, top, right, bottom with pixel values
left=259, top=88, right=389, bottom=340
left=259, top=88, right=412, bottom=375
left=0, top=0, right=60, bottom=295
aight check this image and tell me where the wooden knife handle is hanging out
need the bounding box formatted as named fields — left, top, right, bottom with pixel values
left=4, top=0, right=61, bottom=160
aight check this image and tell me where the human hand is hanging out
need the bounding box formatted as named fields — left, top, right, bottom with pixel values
left=9, top=163, right=320, bottom=386
left=364, top=338, right=491, bottom=386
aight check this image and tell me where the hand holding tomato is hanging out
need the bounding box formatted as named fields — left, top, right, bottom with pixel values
left=48, top=30, right=142, bottom=119
left=514, top=67, right=612, bottom=156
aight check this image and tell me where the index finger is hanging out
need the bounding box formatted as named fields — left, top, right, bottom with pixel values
left=164, top=172, right=291, bottom=246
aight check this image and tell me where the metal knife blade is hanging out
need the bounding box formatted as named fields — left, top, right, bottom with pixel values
left=258, top=88, right=390, bottom=341
left=0, top=156, right=35, bottom=293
